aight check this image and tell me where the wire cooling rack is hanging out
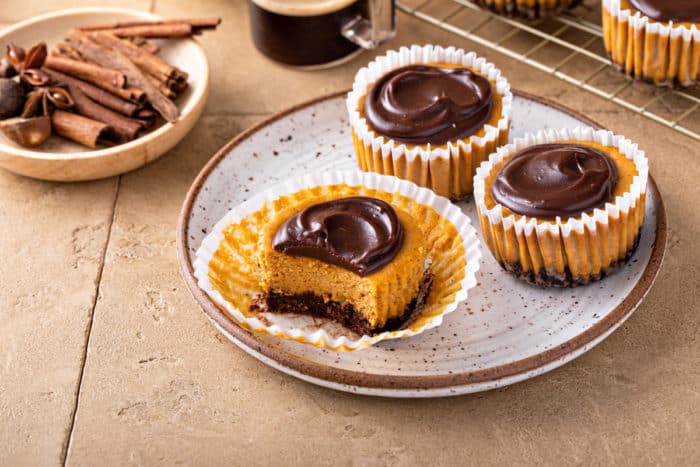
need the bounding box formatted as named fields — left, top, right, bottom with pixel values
left=397, top=0, right=700, bottom=141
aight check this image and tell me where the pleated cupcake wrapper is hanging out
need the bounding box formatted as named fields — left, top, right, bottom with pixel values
left=603, top=0, right=700, bottom=87
left=194, top=170, right=481, bottom=352
left=347, top=44, right=512, bottom=199
left=474, top=127, right=649, bottom=284
left=473, top=0, right=582, bottom=18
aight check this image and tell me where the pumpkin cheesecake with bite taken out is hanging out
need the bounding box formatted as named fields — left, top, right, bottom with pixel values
left=251, top=195, right=432, bottom=335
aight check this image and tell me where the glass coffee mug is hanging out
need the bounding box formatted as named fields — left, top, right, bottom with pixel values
left=249, top=0, right=396, bottom=67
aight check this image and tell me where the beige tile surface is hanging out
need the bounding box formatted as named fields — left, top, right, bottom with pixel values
left=63, top=116, right=265, bottom=465
left=0, top=0, right=151, bottom=23
left=0, top=172, right=117, bottom=466
left=0, top=5, right=142, bottom=465
left=1, top=0, right=699, bottom=465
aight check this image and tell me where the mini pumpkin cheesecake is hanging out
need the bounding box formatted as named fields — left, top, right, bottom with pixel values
left=474, top=0, right=582, bottom=18
left=474, top=128, right=648, bottom=287
left=197, top=171, right=480, bottom=350
left=252, top=195, right=432, bottom=335
left=360, top=64, right=502, bottom=147
left=347, top=45, right=512, bottom=200
left=603, top=0, right=700, bottom=87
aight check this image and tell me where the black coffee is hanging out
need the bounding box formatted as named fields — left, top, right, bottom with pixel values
left=249, top=0, right=366, bottom=66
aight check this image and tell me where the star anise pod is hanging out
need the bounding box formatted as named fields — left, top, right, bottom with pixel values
left=5, top=43, right=25, bottom=72
left=0, top=43, right=64, bottom=149
left=21, top=85, right=74, bottom=118
left=6, top=42, right=50, bottom=87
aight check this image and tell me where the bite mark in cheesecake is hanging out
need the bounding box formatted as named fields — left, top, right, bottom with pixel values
left=254, top=195, right=431, bottom=333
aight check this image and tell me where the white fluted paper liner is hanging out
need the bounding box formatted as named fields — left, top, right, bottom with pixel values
left=194, top=170, right=481, bottom=352
left=474, top=127, right=648, bottom=285
left=603, top=0, right=700, bottom=86
left=347, top=44, right=512, bottom=198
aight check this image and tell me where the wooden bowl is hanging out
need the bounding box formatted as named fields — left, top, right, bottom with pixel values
left=0, top=7, right=209, bottom=181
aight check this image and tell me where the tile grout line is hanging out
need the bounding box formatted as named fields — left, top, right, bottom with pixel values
left=60, top=176, right=122, bottom=467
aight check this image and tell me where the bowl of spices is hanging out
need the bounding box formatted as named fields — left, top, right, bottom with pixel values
left=0, top=7, right=217, bottom=181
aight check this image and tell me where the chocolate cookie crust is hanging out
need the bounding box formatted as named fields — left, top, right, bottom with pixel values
left=251, top=273, right=433, bottom=335
left=499, top=235, right=641, bottom=288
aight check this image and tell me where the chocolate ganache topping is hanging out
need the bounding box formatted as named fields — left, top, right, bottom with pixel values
left=629, top=0, right=700, bottom=23
left=491, top=143, right=619, bottom=219
left=364, top=65, right=494, bottom=145
left=272, top=197, right=404, bottom=276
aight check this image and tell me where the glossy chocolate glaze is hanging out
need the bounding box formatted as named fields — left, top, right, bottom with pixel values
left=629, top=0, right=700, bottom=23
left=272, top=197, right=404, bottom=276
left=491, top=143, right=619, bottom=219
left=364, top=65, right=494, bottom=145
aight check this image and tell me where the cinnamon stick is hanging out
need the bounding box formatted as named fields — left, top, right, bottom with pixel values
left=134, top=108, right=157, bottom=130
left=51, top=110, right=112, bottom=148
left=45, top=55, right=126, bottom=89
left=54, top=42, right=84, bottom=61
left=140, top=42, right=160, bottom=55
left=48, top=50, right=145, bottom=103
left=88, top=32, right=188, bottom=86
left=129, top=36, right=147, bottom=45
left=79, top=18, right=221, bottom=33
left=109, top=86, right=147, bottom=104
left=171, top=77, right=188, bottom=93
left=90, top=23, right=193, bottom=39
left=127, top=38, right=160, bottom=54
left=145, top=73, right=176, bottom=99
left=43, top=67, right=141, bottom=117
left=66, top=31, right=179, bottom=122
left=68, top=85, right=142, bottom=143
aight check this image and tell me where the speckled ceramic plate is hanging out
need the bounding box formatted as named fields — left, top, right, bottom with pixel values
left=177, top=90, right=666, bottom=398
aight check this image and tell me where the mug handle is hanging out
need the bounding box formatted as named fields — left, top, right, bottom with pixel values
left=341, top=0, right=396, bottom=49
